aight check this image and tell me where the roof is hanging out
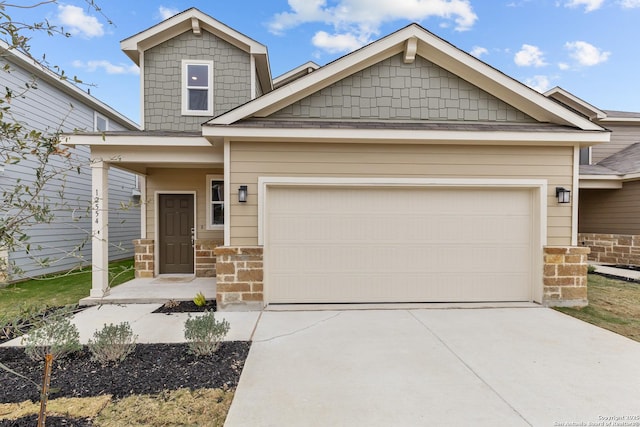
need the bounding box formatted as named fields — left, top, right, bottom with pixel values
left=579, top=164, right=621, bottom=175
left=120, top=7, right=272, bottom=93
left=544, top=87, right=606, bottom=120
left=273, top=61, right=319, bottom=89
left=597, top=142, right=640, bottom=174
left=0, top=40, right=139, bottom=130
left=205, top=23, right=605, bottom=132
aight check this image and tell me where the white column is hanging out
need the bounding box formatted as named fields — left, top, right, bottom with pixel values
left=91, top=160, right=110, bottom=297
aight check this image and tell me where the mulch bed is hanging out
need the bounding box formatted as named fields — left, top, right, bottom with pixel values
left=152, top=300, right=217, bottom=314
left=0, top=341, right=250, bottom=425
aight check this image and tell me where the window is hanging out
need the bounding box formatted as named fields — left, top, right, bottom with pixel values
left=94, top=112, right=109, bottom=131
left=579, top=147, right=591, bottom=165
left=207, top=175, right=224, bottom=229
left=182, top=60, right=213, bottom=116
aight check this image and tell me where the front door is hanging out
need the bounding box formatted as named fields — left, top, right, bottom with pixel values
left=159, top=194, right=194, bottom=274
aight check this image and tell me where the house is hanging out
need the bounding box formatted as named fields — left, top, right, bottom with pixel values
left=0, top=41, right=141, bottom=282
left=546, top=87, right=640, bottom=266
left=68, top=8, right=610, bottom=310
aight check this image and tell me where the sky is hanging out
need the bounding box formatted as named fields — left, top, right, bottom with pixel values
left=6, top=0, right=640, bottom=124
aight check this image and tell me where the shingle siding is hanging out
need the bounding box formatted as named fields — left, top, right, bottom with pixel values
left=273, top=54, right=535, bottom=122
left=144, top=29, right=251, bottom=131
left=1, top=53, right=140, bottom=281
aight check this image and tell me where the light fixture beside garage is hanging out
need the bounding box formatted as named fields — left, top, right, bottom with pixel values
left=556, top=187, right=571, bottom=204
left=238, top=185, right=248, bottom=203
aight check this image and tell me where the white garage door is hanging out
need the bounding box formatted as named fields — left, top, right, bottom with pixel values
left=265, top=186, right=535, bottom=304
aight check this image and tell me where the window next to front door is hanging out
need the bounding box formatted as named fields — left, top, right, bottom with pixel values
left=182, top=60, right=214, bottom=116
left=207, top=175, right=224, bottom=230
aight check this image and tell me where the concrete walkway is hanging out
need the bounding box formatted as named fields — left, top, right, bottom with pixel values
left=592, top=264, right=640, bottom=281
left=225, top=307, right=640, bottom=427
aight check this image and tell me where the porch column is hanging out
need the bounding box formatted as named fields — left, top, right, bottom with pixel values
left=91, top=160, right=110, bottom=297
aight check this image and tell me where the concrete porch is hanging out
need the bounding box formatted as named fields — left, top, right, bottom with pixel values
left=80, top=275, right=216, bottom=306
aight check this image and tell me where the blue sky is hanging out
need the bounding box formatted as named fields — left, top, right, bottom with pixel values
left=8, top=0, right=640, bottom=124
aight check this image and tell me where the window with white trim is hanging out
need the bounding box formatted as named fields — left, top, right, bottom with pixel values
left=94, top=112, right=109, bottom=131
left=206, top=175, right=224, bottom=229
left=182, top=60, right=213, bottom=116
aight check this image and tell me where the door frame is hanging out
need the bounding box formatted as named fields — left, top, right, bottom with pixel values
left=154, top=191, right=197, bottom=276
left=258, top=177, right=548, bottom=304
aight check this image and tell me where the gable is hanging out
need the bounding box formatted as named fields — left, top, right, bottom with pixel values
left=144, top=29, right=251, bottom=131
left=271, top=54, right=535, bottom=123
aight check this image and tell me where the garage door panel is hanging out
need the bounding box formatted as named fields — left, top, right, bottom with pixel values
left=266, top=186, right=535, bottom=303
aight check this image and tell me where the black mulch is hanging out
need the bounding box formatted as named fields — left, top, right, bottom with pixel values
left=152, top=300, right=217, bottom=314
left=0, top=415, right=93, bottom=427
left=0, top=342, right=250, bottom=404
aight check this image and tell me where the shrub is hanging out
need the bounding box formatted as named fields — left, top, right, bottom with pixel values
left=587, top=265, right=596, bottom=274
left=23, top=316, right=81, bottom=361
left=88, top=322, right=138, bottom=365
left=184, top=310, right=229, bottom=356
left=193, top=291, right=207, bottom=307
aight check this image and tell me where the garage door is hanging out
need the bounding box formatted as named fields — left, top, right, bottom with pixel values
left=265, top=186, right=535, bottom=304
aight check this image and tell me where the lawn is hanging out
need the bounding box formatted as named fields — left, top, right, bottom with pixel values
left=0, top=259, right=134, bottom=319
left=555, top=273, right=640, bottom=343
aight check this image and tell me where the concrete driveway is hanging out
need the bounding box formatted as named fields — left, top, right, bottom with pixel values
left=225, top=307, right=640, bottom=426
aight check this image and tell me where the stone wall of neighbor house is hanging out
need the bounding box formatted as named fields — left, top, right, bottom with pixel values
left=578, top=233, right=640, bottom=266
left=214, top=246, right=263, bottom=310
left=195, top=239, right=224, bottom=277
left=543, top=246, right=590, bottom=307
left=133, top=239, right=155, bottom=278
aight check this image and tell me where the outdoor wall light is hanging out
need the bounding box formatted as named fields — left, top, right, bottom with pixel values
left=238, top=185, right=248, bottom=203
left=556, top=187, right=571, bottom=204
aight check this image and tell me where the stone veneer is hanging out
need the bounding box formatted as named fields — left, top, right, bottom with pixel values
left=133, top=239, right=223, bottom=278
left=195, top=239, right=224, bottom=278
left=214, top=246, right=263, bottom=310
left=543, top=246, right=590, bottom=307
left=133, top=239, right=154, bottom=278
left=578, top=233, right=640, bottom=266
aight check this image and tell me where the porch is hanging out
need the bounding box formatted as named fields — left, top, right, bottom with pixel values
left=79, top=275, right=216, bottom=306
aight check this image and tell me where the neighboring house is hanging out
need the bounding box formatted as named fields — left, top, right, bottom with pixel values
left=69, top=8, right=609, bottom=309
left=546, top=87, right=640, bottom=266
left=0, top=41, right=141, bottom=282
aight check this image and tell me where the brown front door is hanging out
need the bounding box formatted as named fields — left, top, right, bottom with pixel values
left=159, top=194, right=194, bottom=274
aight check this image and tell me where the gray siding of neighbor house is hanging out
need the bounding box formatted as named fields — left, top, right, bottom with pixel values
left=579, top=181, right=640, bottom=235
left=273, top=54, right=536, bottom=122
left=591, top=123, right=640, bottom=164
left=1, top=54, right=140, bottom=281
left=144, top=29, right=251, bottom=131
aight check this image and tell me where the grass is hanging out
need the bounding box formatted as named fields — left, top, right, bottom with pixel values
left=0, top=259, right=134, bottom=318
left=0, top=388, right=234, bottom=426
left=555, top=273, right=640, bottom=343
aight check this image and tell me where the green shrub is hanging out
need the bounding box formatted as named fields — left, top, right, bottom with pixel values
left=193, top=291, right=207, bottom=307
left=184, top=310, right=229, bottom=356
left=88, top=322, right=138, bottom=365
left=587, top=265, right=596, bottom=274
left=23, top=316, right=81, bottom=361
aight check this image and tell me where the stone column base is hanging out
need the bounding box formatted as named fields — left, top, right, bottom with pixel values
left=214, top=246, right=263, bottom=311
left=133, top=239, right=154, bottom=278
left=195, top=239, right=223, bottom=277
left=543, top=246, right=590, bottom=307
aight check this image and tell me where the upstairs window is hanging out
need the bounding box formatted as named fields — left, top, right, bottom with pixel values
left=94, top=112, right=109, bottom=131
left=182, top=60, right=213, bottom=116
left=206, top=175, right=224, bottom=229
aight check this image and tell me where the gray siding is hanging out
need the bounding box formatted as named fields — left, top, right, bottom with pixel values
left=273, top=54, right=535, bottom=122
left=1, top=54, right=140, bottom=281
left=591, top=123, right=640, bottom=163
left=144, top=30, right=251, bottom=131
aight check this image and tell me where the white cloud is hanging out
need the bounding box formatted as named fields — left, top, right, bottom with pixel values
left=269, top=0, right=478, bottom=54
left=525, top=75, right=552, bottom=93
left=620, top=0, right=640, bottom=7
left=158, top=6, right=179, bottom=20
left=514, top=44, right=547, bottom=67
left=565, top=40, right=611, bottom=66
left=312, top=31, right=367, bottom=53
left=564, top=0, right=605, bottom=12
left=57, top=4, right=104, bottom=38
left=470, top=46, right=488, bottom=58
left=73, top=60, right=140, bottom=75
left=558, top=62, right=570, bottom=70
